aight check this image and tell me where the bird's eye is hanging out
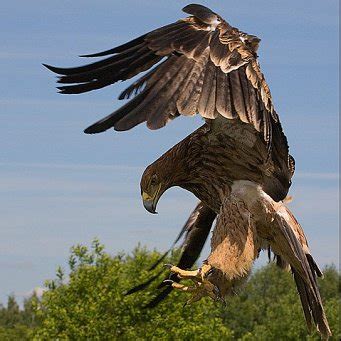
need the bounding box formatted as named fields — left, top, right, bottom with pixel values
left=150, top=174, right=158, bottom=186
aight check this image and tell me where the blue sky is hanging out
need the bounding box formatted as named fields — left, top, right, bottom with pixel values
left=0, top=1, right=339, bottom=304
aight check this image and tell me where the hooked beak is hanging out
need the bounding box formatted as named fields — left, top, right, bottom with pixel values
left=142, top=191, right=159, bottom=214
left=141, top=184, right=162, bottom=214
left=143, top=199, right=157, bottom=214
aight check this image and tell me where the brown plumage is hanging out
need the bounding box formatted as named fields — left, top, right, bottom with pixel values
left=134, top=109, right=293, bottom=305
left=140, top=148, right=331, bottom=338
left=139, top=127, right=330, bottom=338
left=220, top=181, right=330, bottom=338
left=43, top=4, right=330, bottom=337
left=141, top=115, right=293, bottom=207
left=135, top=115, right=290, bottom=300
left=43, top=4, right=278, bottom=146
left=198, top=181, right=330, bottom=339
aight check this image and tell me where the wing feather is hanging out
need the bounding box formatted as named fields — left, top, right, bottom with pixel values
left=198, top=60, right=217, bottom=119
left=229, top=70, right=247, bottom=122
left=247, top=75, right=261, bottom=131
left=207, top=30, right=226, bottom=66
left=215, top=70, right=233, bottom=118
left=176, top=48, right=209, bottom=115
left=45, top=3, right=281, bottom=149
left=115, top=56, right=189, bottom=131
left=124, top=202, right=216, bottom=308
left=238, top=67, right=252, bottom=123
left=147, top=58, right=196, bottom=129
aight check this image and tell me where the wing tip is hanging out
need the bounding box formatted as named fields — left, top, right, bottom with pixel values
left=42, top=63, right=58, bottom=73
left=182, top=4, right=218, bottom=24
left=84, top=125, right=104, bottom=134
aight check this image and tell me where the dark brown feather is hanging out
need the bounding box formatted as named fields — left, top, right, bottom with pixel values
left=146, top=58, right=195, bottom=129
left=182, top=4, right=219, bottom=25
left=82, top=33, right=148, bottom=56
left=238, top=68, right=253, bottom=122
left=198, top=60, right=217, bottom=119
left=269, top=214, right=331, bottom=338
left=216, top=70, right=233, bottom=118
left=45, top=4, right=281, bottom=149
left=56, top=44, right=148, bottom=84
left=176, top=48, right=209, bottom=115
left=114, top=56, right=190, bottom=130
left=229, top=70, right=248, bottom=123
left=125, top=202, right=216, bottom=307
left=146, top=21, right=188, bottom=40
left=84, top=88, right=151, bottom=134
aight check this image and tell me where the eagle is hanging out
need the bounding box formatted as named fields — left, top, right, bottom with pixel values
left=43, top=3, right=331, bottom=339
left=137, top=144, right=331, bottom=338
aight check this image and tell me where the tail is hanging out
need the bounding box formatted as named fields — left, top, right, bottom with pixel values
left=272, top=207, right=332, bottom=339
left=293, top=267, right=330, bottom=339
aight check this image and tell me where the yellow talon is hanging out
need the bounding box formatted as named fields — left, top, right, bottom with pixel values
left=164, top=264, right=224, bottom=305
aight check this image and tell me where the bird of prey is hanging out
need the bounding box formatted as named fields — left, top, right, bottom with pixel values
left=139, top=152, right=331, bottom=338
left=129, top=113, right=295, bottom=306
left=44, top=1, right=295, bottom=300
left=43, top=3, right=330, bottom=338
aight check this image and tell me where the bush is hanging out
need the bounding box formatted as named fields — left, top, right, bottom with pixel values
left=1, top=240, right=339, bottom=340
left=34, top=240, right=233, bottom=340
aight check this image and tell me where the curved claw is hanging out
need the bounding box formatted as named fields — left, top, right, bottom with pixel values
left=204, top=267, right=215, bottom=278
left=164, top=263, right=174, bottom=269
left=163, top=279, right=174, bottom=286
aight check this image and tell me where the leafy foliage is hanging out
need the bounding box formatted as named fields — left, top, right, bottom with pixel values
left=219, top=264, right=340, bottom=340
left=0, top=293, right=40, bottom=340
left=1, top=240, right=340, bottom=340
left=35, top=239, right=232, bottom=340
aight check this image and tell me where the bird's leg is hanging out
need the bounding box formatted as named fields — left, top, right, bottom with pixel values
left=164, top=263, right=224, bottom=305
left=164, top=264, right=200, bottom=280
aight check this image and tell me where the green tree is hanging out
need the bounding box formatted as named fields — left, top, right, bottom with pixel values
left=32, top=240, right=340, bottom=340
left=1, top=240, right=339, bottom=340
left=0, top=293, right=40, bottom=340
left=220, top=263, right=340, bottom=340
left=34, top=240, right=233, bottom=340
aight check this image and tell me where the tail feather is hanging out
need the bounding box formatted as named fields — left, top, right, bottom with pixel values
left=293, top=269, right=331, bottom=339
left=293, top=270, right=314, bottom=333
left=306, top=253, right=323, bottom=279
left=272, top=208, right=332, bottom=339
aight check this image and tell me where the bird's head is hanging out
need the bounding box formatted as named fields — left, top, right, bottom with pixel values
left=140, top=142, right=190, bottom=214
left=140, top=163, right=170, bottom=214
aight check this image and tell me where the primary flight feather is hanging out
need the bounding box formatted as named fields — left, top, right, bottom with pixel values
left=44, top=4, right=277, bottom=145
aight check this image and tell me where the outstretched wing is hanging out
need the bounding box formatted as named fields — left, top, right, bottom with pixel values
left=125, top=202, right=216, bottom=307
left=264, top=204, right=331, bottom=339
left=44, top=4, right=277, bottom=144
